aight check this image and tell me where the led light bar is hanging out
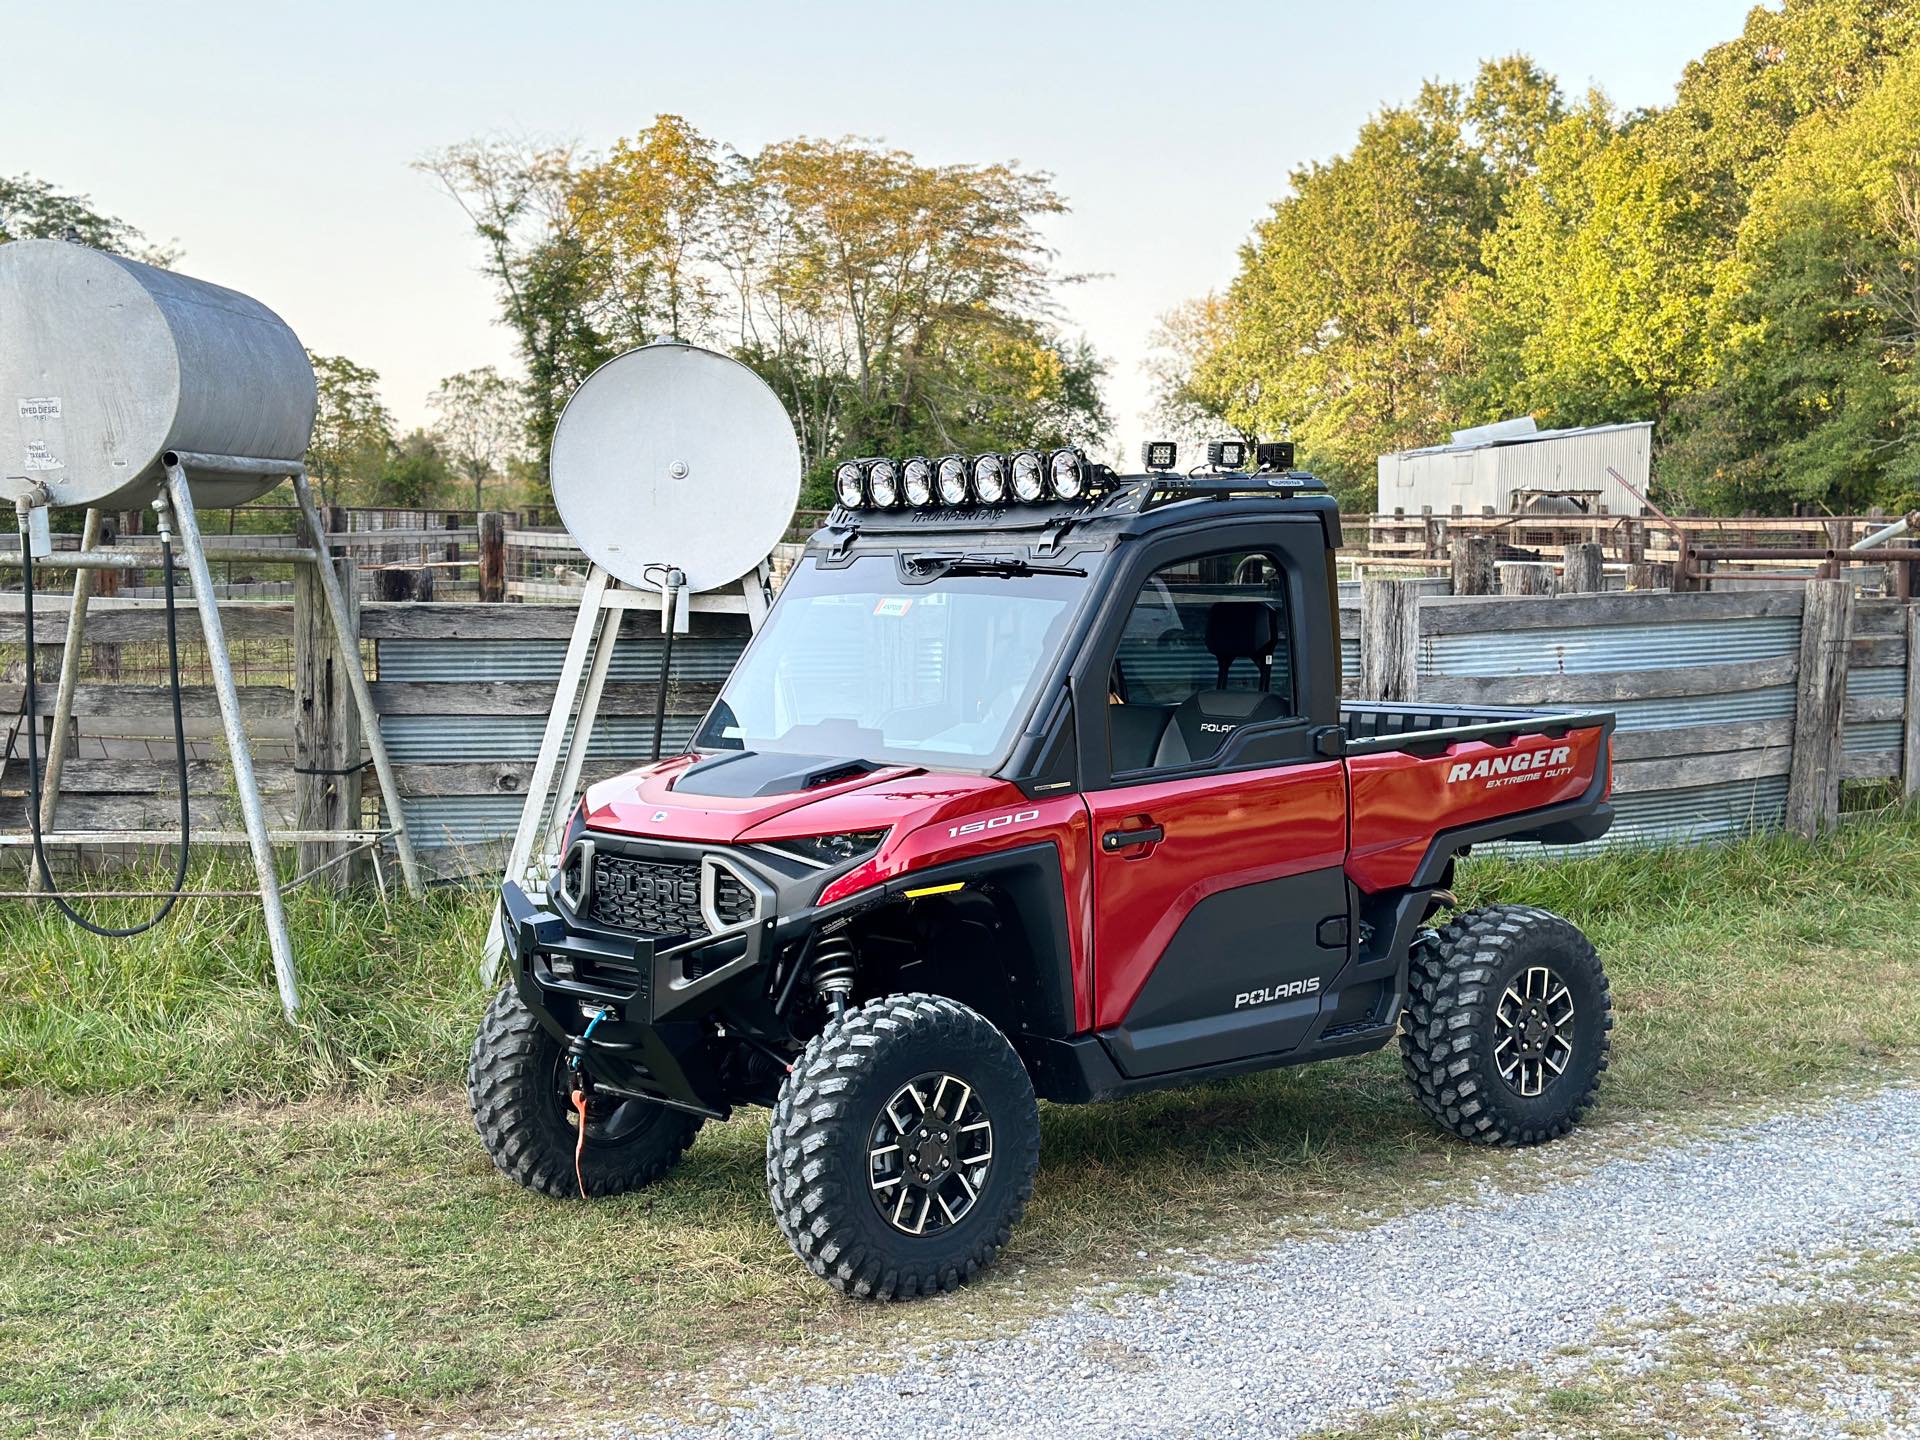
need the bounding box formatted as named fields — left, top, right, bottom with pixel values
left=827, top=445, right=1107, bottom=510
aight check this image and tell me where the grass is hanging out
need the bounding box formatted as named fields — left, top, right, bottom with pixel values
left=0, top=815, right=1917, bottom=1438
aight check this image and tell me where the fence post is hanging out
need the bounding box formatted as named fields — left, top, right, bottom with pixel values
left=1629, top=560, right=1675, bottom=591
left=293, top=554, right=365, bottom=888
left=1904, top=602, right=1920, bottom=807
left=1503, top=562, right=1557, bottom=596
left=1562, top=542, right=1604, bottom=594
left=1451, top=533, right=1494, bottom=595
left=479, top=511, right=506, bottom=602
left=1361, top=578, right=1421, bottom=702
left=1786, top=578, right=1854, bottom=836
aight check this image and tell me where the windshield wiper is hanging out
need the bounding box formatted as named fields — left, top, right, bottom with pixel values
left=908, top=552, right=1087, bottom=579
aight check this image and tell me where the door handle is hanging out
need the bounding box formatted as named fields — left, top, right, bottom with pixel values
left=1101, top=824, right=1165, bottom=852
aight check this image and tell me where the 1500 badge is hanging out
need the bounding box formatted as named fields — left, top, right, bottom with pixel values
left=947, top=808, right=1039, bottom=838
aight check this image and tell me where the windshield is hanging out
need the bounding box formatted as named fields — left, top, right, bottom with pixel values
left=695, top=554, right=1086, bottom=769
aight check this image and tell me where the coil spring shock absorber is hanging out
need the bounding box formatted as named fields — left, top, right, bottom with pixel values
left=811, top=931, right=856, bottom=1017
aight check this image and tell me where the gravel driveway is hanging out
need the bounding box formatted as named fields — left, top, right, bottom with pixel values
left=608, top=1084, right=1920, bottom=1439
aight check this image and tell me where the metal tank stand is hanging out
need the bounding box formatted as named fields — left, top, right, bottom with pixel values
left=481, top=559, right=771, bottom=980
left=1, top=456, right=422, bottom=1021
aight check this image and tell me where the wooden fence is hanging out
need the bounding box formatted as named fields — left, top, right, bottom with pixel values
left=1, top=572, right=1914, bottom=882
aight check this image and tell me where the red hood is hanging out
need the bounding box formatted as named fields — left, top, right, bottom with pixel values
left=582, top=755, right=1009, bottom=846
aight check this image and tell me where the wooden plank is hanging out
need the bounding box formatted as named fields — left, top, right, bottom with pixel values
left=0, top=597, right=296, bottom=645
left=1843, top=750, right=1901, bottom=782
left=359, top=603, right=746, bottom=641
left=389, top=758, right=639, bottom=797
left=1846, top=695, right=1906, bottom=724
left=0, top=759, right=297, bottom=795
left=1419, top=588, right=1806, bottom=636
left=367, top=679, right=723, bottom=717
left=0, top=683, right=293, bottom=720
left=1609, top=718, right=1794, bottom=761
left=1786, top=579, right=1852, bottom=835
left=1612, top=747, right=1792, bottom=795
left=1418, top=655, right=1798, bottom=706
left=1850, top=634, right=1907, bottom=668
left=1361, top=579, right=1419, bottom=702
left=0, top=792, right=297, bottom=830
left=1853, top=604, right=1906, bottom=638
left=1499, top=562, right=1558, bottom=596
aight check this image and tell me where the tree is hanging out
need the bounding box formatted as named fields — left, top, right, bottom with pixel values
left=306, top=354, right=395, bottom=506
left=1660, top=46, right=1920, bottom=511
left=0, top=174, right=177, bottom=264
left=415, top=141, right=613, bottom=480
left=1144, top=294, right=1254, bottom=443
left=374, top=430, right=453, bottom=507
left=429, top=366, right=527, bottom=511
left=424, top=122, right=1108, bottom=506
left=569, top=115, right=726, bottom=344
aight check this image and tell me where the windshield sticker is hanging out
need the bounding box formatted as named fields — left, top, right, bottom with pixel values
left=873, top=597, right=913, bottom=617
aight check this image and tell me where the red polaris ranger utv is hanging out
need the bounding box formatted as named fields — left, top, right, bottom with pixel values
left=472, top=442, right=1616, bottom=1299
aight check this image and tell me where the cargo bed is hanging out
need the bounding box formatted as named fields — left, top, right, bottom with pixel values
left=1341, top=702, right=1614, bottom=758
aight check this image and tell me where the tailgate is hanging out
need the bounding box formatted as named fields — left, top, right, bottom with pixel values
left=1344, top=713, right=1613, bottom=891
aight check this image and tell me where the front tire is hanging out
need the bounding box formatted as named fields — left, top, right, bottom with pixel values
left=767, top=994, right=1041, bottom=1300
left=467, top=985, right=703, bottom=1199
left=1400, top=904, right=1612, bottom=1146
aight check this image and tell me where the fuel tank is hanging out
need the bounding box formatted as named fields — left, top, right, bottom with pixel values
left=0, top=239, right=316, bottom=509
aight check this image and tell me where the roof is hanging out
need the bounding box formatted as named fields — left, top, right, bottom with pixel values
left=1384, top=419, right=1653, bottom=462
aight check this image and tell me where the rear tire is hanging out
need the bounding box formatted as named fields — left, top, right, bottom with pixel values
left=468, top=985, right=703, bottom=1199
left=767, top=994, right=1041, bottom=1300
left=1400, top=904, right=1612, bottom=1146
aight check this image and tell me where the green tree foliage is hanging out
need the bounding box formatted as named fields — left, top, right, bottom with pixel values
left=1175, top=60, right=1554, bottom=503
left=425, top=120, right=1108, bottom=507
left=1174, top=1, right=1920, bottom=514
left=374, top=430, right=454, bottom=508
left=0, top=174, right=176, bottom=264
left=306, top=354, right=396, bottom=506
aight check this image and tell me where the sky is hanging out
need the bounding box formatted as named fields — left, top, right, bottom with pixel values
left=6, top=0, right=1760, bottom=460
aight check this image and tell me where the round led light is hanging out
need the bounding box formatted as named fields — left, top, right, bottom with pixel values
left=936, top=455, right=970, bottom=505
left=902, top=457, right=934, bottom=507
left=834, top=461, right=865, bottom=508
left=971, top=453, right=1007, bottom=504
left=1011, top=450, right=1046, bottom=502
left=867, top=458, right=899, bottom=508
left=1049, top=448, right=1086, bottom=500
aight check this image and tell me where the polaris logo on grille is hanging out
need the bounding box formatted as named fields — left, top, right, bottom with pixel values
left=1235, top=977, right=1320, bottom=1008
left=604, top=868, right=693, bottom=905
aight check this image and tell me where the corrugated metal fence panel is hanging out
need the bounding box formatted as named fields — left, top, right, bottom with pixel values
left=1421, top=615, right=1800, bottom=677
left=1421, top=597, right=1803, bottom=850
left=377, top=626, right=749, bottom=861
left=1845, top=664, right=1907, bottom=755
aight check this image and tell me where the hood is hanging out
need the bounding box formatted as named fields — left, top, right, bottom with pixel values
left=581, top=752, right=1006, bottom=845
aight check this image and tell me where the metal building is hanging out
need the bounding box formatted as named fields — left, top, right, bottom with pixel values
left=1376, top=418, right=1653, bottom=516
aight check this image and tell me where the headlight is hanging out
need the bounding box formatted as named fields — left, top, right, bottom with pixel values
left=902, top=457, right=934, bottom=507
left=1011, top=450, right=1046, bottom=502
left=1049, top=448, right=1086, bottom=499
left=971, top=453, right=1007, bottom=504
left=867, top=458, right=899, bottom=508
left=936, top=454, right=970, bottom=505
left=766, top=828, right=889, bottom=867
left=834, top=461, right=865, bottom=508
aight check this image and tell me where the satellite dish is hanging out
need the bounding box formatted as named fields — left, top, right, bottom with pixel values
left=549, top=343, right=801, bottom=593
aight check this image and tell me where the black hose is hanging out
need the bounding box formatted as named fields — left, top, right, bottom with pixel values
left=16, top=529, right=192, bottom=935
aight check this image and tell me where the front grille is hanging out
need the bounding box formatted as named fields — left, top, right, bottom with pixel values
left=585, top=853, right=758, bottom=939
left=590, top=855, right=706, bottom=938
left=712, top=870, right=755, bottom=927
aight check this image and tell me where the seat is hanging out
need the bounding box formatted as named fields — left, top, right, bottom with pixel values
left=1109, top=701, right=1175, bottom=772
left=1152, top=601, right=1290, bottom=767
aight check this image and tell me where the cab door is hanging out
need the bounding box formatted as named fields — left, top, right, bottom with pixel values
left=1077, top=539, right=1350, bottom=1078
